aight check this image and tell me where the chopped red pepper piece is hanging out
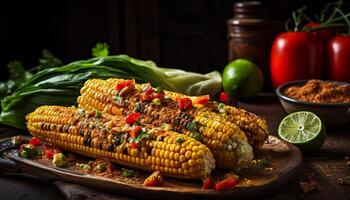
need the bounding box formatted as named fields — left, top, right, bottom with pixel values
left=44, top=146, right=54, bottom=159
left=214, top=176, right=238, bottom=192
left=151, top=92, right=165, bottom=100
left=177, top=97, right=192, bottom=110
left=130, top=126, right=142, bottom=138
left=219, top=92, right=229, bottom=103
left=145, top=86, right=154, bottom=94
left=140, top=93, right=151, bottom=102
left=130, top=142, right=138, bottom=149
left=115, top=80, right=134, bottom=92
left=202, top=176, right=215, bottom=189
left=125, top=112, right=141, bottom=124
left=29, top=137, right=41, bottom=146
left=194, top=95, right=210, bottom=105
left=143, top=171, right=164, bottom=187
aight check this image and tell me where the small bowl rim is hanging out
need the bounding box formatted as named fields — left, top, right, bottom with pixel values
left=276, top=79, right=350, bottom=107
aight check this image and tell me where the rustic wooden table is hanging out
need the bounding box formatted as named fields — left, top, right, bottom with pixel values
left=0, top=95, right=349, bottom=200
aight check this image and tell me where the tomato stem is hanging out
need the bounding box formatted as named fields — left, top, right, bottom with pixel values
left=335, top=8, right=350, bottom=35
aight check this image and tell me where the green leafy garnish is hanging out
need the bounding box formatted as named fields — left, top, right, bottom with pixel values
left=95, top=110, right=102, bottom=119
left=96, top=163, right=107, bottom=173
left=255, top=158, right=272, bottom=169
left=175, top=137, right=185, bottom=144
left=122, top=168, right=134, bottom=177
left=190, top=132, right=203, bottom=141
left=92, top=42, right=109, bottom=58
left=154, top=86, right=163, bottom=93
left=0, top=61, right=32, bottom=99
left=161, top=123, right=171, bottom=131
left=115, top=96, right=123, bottom=104
left=129, top=131, right=150, bottom=143
left=218, top=103, right=225, bottom=113
left=77, top=163, right=91, bottom=170
left=187, top=121, right=199, bottom=132
left=37, top=49, right=63, bottom=72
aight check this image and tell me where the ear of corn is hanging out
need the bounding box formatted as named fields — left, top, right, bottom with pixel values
left=164, top=90, right=269, bottom=148
left=77, top=79, right=254, bottom=170
left=26, top=105, right=215, bottom=180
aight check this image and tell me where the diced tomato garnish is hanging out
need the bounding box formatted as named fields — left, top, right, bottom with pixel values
left=29, top=137, right=41, bottom=146
left=130, top=126, right=142, bottom=138
left=145, top=86, right=154, bottom=94
left=202, top=176, right=215, bottom=189
left=151, top=92, right=165, bottom=100
left=116, top=80, right=134, bottom=92
left=44, top=148, right=54, bottom=159
left=194, top=95, right=209, bottom=105
left=140, top=93, right=152, bottom=102
left=130, top=142, right=138, bottom=149
left=214, top=176, right=238, bottom=192
left=125, top=112, right=141, bottom=124
left=143, top=171, right=164, bottom=187
left=177, top=97, right=192, bottom=110
left=219, top=92, right=229, bottom=103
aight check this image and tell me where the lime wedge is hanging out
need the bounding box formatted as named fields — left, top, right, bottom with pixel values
left=278, top=111, right=326, bottom=153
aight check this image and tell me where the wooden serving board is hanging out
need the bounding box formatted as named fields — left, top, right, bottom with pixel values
left=0, top=135, right=302, bottom=200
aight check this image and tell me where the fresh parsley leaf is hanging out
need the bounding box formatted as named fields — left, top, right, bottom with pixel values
left=95, top=110, right=102, bottom=119
left=255, top=158, right=272, bottom=169
left=92, top=42, right=109, bottom=58
left=8, top=60, right=26, bottom=82
left=175, top=137, right=185, bottom=144
left=37, top=49, right=63, bottom=71
left=129, top=131, right=150, bottom=143
left=122, top=168, right=134, bottom=177
left=218, top=103, right=225, bottom=113
left=187, top=121, right=199, bottom=132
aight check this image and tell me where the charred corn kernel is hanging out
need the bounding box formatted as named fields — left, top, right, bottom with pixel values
left=26, top=105, right=215, bottom=180
left=78, top=78, right=255, bottom=169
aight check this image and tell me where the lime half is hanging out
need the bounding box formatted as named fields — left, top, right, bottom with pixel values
left=278, top=111, right=326, bottom=153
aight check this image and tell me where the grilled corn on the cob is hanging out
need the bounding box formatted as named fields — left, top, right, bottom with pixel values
left=164, top=90, right=269, bottom=148
left=26, top=105, right=215, bottom=180
left=77, top=79, right=254, bottom=170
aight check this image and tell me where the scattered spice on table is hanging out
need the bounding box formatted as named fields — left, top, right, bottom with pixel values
left=299, top=176, right=317, bottom=193
left=284, top=79, right=350, bottom=103
left=337, top=178, right=350, bottom=186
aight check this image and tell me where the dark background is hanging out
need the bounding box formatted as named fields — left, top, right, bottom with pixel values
left=0, top=0, right=330, bottom=81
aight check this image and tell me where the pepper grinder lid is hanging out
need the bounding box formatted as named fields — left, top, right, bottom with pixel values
left=234, top=1, right=267, bottom=19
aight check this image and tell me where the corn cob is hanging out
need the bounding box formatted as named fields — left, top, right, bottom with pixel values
left=77, top=79, right=254, bottom=170
left=26, top=105, right=215, bottom=180
left=164, top=90, right=269, bottom=148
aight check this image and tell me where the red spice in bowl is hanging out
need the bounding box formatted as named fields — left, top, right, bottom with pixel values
left=284, top=79, right=350, bottom=103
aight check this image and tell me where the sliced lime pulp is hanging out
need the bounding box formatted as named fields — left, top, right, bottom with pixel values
left=278, top=111, right=326, bottom=153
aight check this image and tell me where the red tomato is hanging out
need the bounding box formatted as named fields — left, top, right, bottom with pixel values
left=115, top=80, right=133, bottom=91
left=145, top=86, right=154, bottom=94
left=328, top=35, right=350, bottom=82
left=130, top=142, right=138, bottom=149
left=29, top=137, right=41, bottom=146
left=194, top=95, right=209, bottom=105
left=177, top=97, right=192, bottom=110
left=219, top=92, right=229, bottom=103
left=270, top=32, right=323, bottom=88
left=202, top=177, right=215, bottom=189
left=44, top=148, right=54, bottom=159
left=214, top=176, right=238, bottom=192
left=125, top=112, right=141, bottom=124
left=143, top=171, right=164, bottom=187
